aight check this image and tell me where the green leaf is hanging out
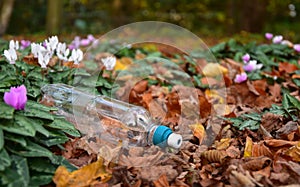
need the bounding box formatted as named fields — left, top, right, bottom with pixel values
left=29, top=173, right=53, bottom=187
left=26, top=100, right=56, bottom=112
left=0, top=155, right=30, bottom=186
left=36, top=130, right=68, bottom=146
left=210, top=42, right=226, bottom=53
left=4, top=132, right=27, bottom=146
left=0, top=115, right=36, bottom=137
left=6, top=139, right=53, bottom=158
left=0, top=101, right=14, bottom=119
left=21, top=107, right=54, bottom=120
left=286, top=93, right=300, bottom=110
left=28, top=157, right=56, bottom=173
left=239, top=120, right=259, bottom=130
left=46, top=117, right=80, bottom=137
left=0, top=129, right=3, bottom=150
left=0, top=148, right=11, bottom=171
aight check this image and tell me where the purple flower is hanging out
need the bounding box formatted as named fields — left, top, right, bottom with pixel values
left=20, top=40, right=31, bottom=50
left=234, top=72, right=247, bottom=83
left=80, top=39, right=90, bottom=46
left=68, top=36, right=81, bottom=50
left=293, top=44, right=300, bottom=52
left=243, top=60, right=263, bottom=72
left=242, top=53, right=250, bottom=62
left=272, top=35, right=283, bottom=44
left=265, top=33, right=273, bottom=40
left=87, top=34, right=95, bottom=42
left=4, top=85, right=27, bottom=110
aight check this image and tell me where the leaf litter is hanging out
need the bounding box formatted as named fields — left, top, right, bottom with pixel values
left=50, top=41, right=300, bottom=187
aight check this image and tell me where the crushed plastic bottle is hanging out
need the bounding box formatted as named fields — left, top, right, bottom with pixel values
left=41, top=84, right=182, bottom=151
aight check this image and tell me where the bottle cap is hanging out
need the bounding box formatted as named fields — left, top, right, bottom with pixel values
left=152, top=125, right=182, bottom=149
left=167, top=133, right=182, bottom=149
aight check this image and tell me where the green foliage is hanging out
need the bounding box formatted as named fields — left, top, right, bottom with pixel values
left=0, top=43, right=81, bottom=187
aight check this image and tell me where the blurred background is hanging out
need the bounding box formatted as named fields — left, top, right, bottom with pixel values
left=1, top=0, right=300, bottom=43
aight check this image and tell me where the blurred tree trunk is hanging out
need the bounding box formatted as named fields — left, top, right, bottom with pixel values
left=46, top=0, right=63, bottom=35
left=0, top=0, right=14, bottom=36
left=226, top=0, right=268, bottom=33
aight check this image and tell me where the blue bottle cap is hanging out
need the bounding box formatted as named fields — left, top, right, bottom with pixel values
left=152, top=126, right=182, bottom=149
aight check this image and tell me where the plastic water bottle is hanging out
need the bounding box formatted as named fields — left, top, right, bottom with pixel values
left=41, top=84, right=182, bottom=150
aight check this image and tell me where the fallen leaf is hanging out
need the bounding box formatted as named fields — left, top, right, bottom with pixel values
left=284, top=141, right=300, bottom=162
left=53, top=158, right=112, bottom=187
left=202, top=63, right=228, bottom=77
left=252, top=141, right=273, bottom=158
left=114, top=57, right=133, bottom=71
left=201, top=150, right=228, bottom=164
left=189, top=123, right=206, bottom=144
left=242, top=156, right=272, bottom=171
left=153, top=174, right=170, bottom=187
left=244, top=136, right=253, bottom=158
left=229, top=170, right=255, bottom=187
left=279, top=62, right=298, bottom=74
left=215, top=138, right=231, bottom=150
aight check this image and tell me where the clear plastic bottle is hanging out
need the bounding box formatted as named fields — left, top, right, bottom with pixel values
left=41, top=84, right=182, bottom=150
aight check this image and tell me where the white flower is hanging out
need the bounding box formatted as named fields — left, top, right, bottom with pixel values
left=101, top=56, right=116, bottom=70
left=9, top=40, right=19, bottom=50
left=31, top=43, right=47, bottom=58
left=3, top=48, right=17, bottom=64
left=45, top=36, right=59, bottom=54
left=56, top=42, right=70, bottom=61
left=243, top=60, right=263, bottom=72
left=38, top=51, right=51, bottom=69
left=69, top=49, right=83, bottom=64
left=272, top=35, right=283, bottom=44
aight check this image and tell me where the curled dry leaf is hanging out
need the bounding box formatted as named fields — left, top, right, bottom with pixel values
left=284, top=141, right=300, bottom=162
left=53, top=158, right=112, bottom=187
left=252, top=141, right=273, bottom=158
left=201, top=150, right=228, bottom=164
left=242, top=156, right=272, bottom=171
left=189, top=123, right=206, bottom=144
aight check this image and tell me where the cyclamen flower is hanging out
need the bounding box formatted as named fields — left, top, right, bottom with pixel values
left=3, top=48, right=17, bottom=64
left=31, top=43, right=47, bottom=58
left=234, top=72, right=247, bottom=83
left=293, top=44, right=300, bottom=52
left=69, top=49, right=83, bottom=64
left=80, top=39, right=90, bottom=46
left=242, top=53, right=250, bottom=62
left=272, top=35, right=283, bottom=44
left=45, top=36, right=59, bottom=55
left=101, top=56, right=116, bottom=71
left=56, top=42, right=70, bottom=61
left=20, top=40, right=31, bottom=50
left=243, top=60, right=263, bottom=72
left=68, top=36, right=81, bottom=50
left=9, top=40, right=19, bottom=50
left=87, top=34, right=95, bottom=42
left=265, top=33, right=273, bottom=40
left=4, top=85, right=27, bottom=110
left=38, top=51, right=51, bottom=68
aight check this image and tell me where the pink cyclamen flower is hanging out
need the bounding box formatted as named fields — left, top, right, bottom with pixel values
left=243, top=60, right=263, bottom=72
left=4, top=85, right=27, bottom=110
left=293, top=44, right=300, bottom=52
left=80, top=39, right=90, bottom=46
left=234, top=72, right=247, bottom=83
left=20, top=40, right=31, bottom=50
left=265, top=33, right=273, bottom=40
left=87, top=34, right=95, bottom=42
left=272, top=35, right=283, bottom=44
left=242, top=53, right=250, bottom=62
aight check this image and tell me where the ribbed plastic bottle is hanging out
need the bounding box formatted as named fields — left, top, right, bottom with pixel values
left=41, top=84, right=182, bottom=150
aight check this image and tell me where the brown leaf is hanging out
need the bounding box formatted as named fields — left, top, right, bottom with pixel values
left=201, top=150, right=228, bottom=164
left=252, top=141, right=273, bottom=158
left=215, top=138, right=231, bottom=150
left=275, top=121, right=299, bottom=141
left=242, top=156, right=272, bottom=171
left=252, top=79, right=267, bottom=96
left=53, top=158, right=112, bottom=187
left=138, top=165, right=178, bottom=182
left=153, top=174, right=170, bottom=187
left=189, top=123, right=206, bottom=144
left=265, top=139, right=298, bottom=147
left=229, top=170, right=255, bottom=187
left=284, top=141, right=300, bottom=162
left=279, top=62, right=298, bottom=74
left=261, top=112, right=283, bottom=133
left=23, top=54, right=39, bottom=66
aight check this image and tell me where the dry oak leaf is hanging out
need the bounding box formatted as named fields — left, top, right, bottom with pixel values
left=229, top=170, right=255, bottom=187
left=279, top=62, right=299, bottom=74
left=53, top=157, right=112, bottom=187
left=284, top=141, right=300, bottom=162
